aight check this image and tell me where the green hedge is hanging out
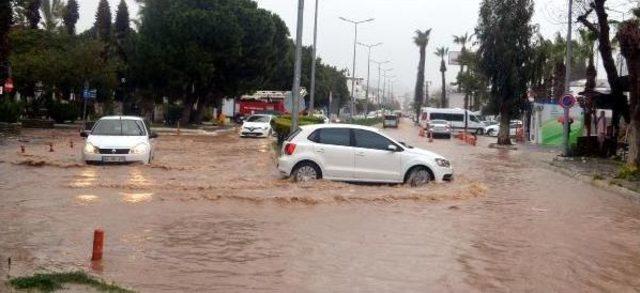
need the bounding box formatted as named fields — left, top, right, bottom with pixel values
left=48, top=101, right=79, bottom=123
left=272, top=115, right=324, bottom=143
left=0, top=99, right=23, bottom=123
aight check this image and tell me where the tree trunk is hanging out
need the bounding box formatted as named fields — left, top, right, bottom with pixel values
left=619, top=20, right=640, bottom=166
left=552, top=62, right=565, bottom=100
left=414, top=45, right=426, bottom=123
left=180, top=92, right=196, bottom=126
left=440, top=69, right=446, bottom=107
left=497, top=102, right=511, bottom=145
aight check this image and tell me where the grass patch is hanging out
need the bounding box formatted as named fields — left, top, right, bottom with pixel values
left=9, top=271, right=134, bottom=292
left=616, top=165, right=640, bottom=181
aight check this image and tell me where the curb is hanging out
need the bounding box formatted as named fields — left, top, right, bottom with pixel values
left=544, top=161, right=640, bottom=201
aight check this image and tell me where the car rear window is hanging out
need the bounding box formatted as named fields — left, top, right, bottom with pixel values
left=286, top=128, right=302, bottom=141
left=309, top=128, right=350, bottom=146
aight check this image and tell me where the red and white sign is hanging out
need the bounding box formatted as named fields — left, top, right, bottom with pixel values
left=559, top=94, right=576, bottom=109
left=4, top=78, right=14, bottom=93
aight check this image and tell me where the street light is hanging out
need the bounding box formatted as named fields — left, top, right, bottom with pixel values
left=381, top=68, right=393, bottom=106
left=357, top=42, right=382, bottom=118
left=339, top=16, right=375, bottom=120
left=372, top=60, right=390, bottom=107
left=309, top=0, right=319, bottom=115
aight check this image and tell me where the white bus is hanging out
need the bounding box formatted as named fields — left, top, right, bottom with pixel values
left=419, top=107, right=486, bottom=134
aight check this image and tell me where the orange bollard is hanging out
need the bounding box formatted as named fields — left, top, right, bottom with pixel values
left=177, top=121, right=181, bottom=136
left=91, top=229, right=104, bottom=261
left=418, top=128, right=425, bottom=137
left=428, top=131, right=434, bottom=143
left=20, top=145, right=25, bottom=154
left=48, top=143, right=54, bottom=152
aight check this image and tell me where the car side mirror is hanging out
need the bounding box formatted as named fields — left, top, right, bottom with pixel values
left=149, top=132, right=159, bottom=139
left=387, top=144, right=399, bottom=152
left=80, top=131, right=89, bottom=138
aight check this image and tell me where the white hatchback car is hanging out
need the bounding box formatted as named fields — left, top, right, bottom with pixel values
left=81, top=116, right=157, bottom=164
left=240, top=114, right=274, bottom=138
left=277, top=124, right=453, bottom=186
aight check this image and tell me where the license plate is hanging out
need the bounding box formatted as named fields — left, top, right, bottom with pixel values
left=102, top=156, right=125, bottom=162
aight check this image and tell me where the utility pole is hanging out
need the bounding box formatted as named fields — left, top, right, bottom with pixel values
left=291, top=0, right=305, bottom=134
left=339, top=17, right=374, bottom=121
left=382, top=68, right=393, bottom=107
left=562, top=0, right=573, bottom=156
left=309, top=0, right=319, bottom=115
left=358, top=42, right=382, bottom=118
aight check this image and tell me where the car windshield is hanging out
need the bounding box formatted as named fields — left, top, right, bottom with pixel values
left=246, top=116, right=270, bottom=123
left=92, top=119, right=147, bottom=136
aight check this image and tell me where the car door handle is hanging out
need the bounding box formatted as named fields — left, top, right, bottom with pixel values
left=356, top=152, right=365, bottom=157
left=316, top=148, right=325, bottom=153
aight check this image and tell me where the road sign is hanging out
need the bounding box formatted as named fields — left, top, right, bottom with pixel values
left=559, top=94, right=576, bottom=109
left=83, top=89, right=97, bottom=100
left=4, top=77, right=14, bottom=93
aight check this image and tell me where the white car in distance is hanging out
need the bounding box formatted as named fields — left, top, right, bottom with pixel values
left=240, top=114, right=274, bottom=138
left=277, top=124, right=454, bottom=186
left=82, top=116, right=157, bottom=164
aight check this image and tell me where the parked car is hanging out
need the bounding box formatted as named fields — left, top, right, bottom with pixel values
left=484, top=120, right=522, bottom=137
left=240, top=114, right=274, bottom=138
left=277, top=124, right=453, bottom=186
left=81, top=116, right=158, bottom=164
left=383, top=115, right=399, bottom=128
left=427, top=119, right=452, bottom=138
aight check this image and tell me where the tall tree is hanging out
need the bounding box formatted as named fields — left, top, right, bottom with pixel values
left=115, top=0, right=130, bottom=40
left=618, top=20, right=640, bottom=167
left=26, top=0, right=41, bottom=29
left=62, top=0, right=79, bottom=35
left=94, top=0, right=112, bottom=42
left=435, top=46, right=449, bottom=108
left=0, top=0, right=12, bottom=80
left=413, top=29, right=431, bottom=122
left=477, top=0, right=535, bottom=145
left=453, top=33, right=470, bottom=73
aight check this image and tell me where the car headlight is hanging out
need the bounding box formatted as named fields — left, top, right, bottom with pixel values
left=130, top=143, right=149, bottom=155
left=84, top=143, right=98, bottom=154
left=435, top=158, right=451, bottom=168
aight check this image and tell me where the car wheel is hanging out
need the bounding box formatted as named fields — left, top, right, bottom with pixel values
left=476, top=128, right=484, bottom=135
left=406, top=167, right=432, bottom=187
left=292, top=162, right=322, bottom=182
left=487, top=129, right=495, bottom=137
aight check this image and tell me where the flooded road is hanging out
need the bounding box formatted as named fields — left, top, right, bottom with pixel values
left=1, top=122, right=640, bottom=292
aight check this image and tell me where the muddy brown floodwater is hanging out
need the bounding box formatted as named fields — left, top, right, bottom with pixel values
left=1, top=122, right=640, bottom=292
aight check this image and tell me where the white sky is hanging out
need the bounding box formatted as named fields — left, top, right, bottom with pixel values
left=75, top=0, right=636, bottom=97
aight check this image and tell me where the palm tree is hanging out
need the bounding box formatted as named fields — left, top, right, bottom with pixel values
left=435, top=46, right=449, bottom=108
left=453, top=33, right=470, bottom=73
left=413, top=29, right=432, bottom=121
left=40, top=0, right=65, bottom=31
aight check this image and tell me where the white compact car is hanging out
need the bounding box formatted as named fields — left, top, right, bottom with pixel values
left=427, top=119, right=452, bottom=138
left=277, top=124, right=453, bottom=186
left=484, top=120, right=522, bottom=137
left=81, top=116, right=157, bottom=164
left=240, top=114, right=274, bottom=138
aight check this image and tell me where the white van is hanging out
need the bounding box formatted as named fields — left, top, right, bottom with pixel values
left=419, top=107, right=486, bottom=134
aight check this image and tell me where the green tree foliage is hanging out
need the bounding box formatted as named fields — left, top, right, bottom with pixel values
left=435, top=46, right=449, bottom=108
left=94, top=0, right=111, bottom=42
left=477, top=0, right=535, bottom=145
left=62, top=0, right=79, bottom=35
left=0, top=0, right=12, bottom=80
left=413, top=29, right=431, bottom=120
left=114, top=0, right=129, bottom=39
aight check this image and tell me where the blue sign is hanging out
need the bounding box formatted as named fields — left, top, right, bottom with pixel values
left=83, top=89, right=97, bottom=100
left=559, top=94, right=575, bottom=109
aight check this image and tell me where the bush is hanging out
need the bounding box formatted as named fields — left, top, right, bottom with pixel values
left=0, top=99, right=23, bottom=123
left=272, top=115, right=325, bottom=144
left=48, top=101, right=79, bottom=123
left=165, top=104, right=183, bottom=125
left=617, top=165, right=640, bottom=181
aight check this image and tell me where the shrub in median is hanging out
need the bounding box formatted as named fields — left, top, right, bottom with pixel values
left=0, top=99, right=23, bottom=123
left=271, top=115, right=324, bottom=144
left=47, top=100, right=80, bottom=123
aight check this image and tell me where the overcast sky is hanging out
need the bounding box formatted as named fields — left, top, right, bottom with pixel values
left=76, top=0, right=636, bottom=97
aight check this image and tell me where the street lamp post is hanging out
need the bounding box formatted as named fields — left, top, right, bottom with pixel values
left=309, top=0, right=319, bottom=115
left=339, top=16, right=374, bottom=121
left=358, top=42, right=382, bottom=118
left=291, top=0, right=305, bottom=133
left=381, top=68, right=393, bottom=108
left=372, top=60, right=390, bottom=108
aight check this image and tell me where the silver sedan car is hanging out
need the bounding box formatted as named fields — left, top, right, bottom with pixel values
left=427, top=119, right=452, bottom=138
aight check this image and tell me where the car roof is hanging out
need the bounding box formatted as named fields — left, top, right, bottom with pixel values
left=300, top=123, right=381, bottom=132
left=98, top=116, right=144, bottom=121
